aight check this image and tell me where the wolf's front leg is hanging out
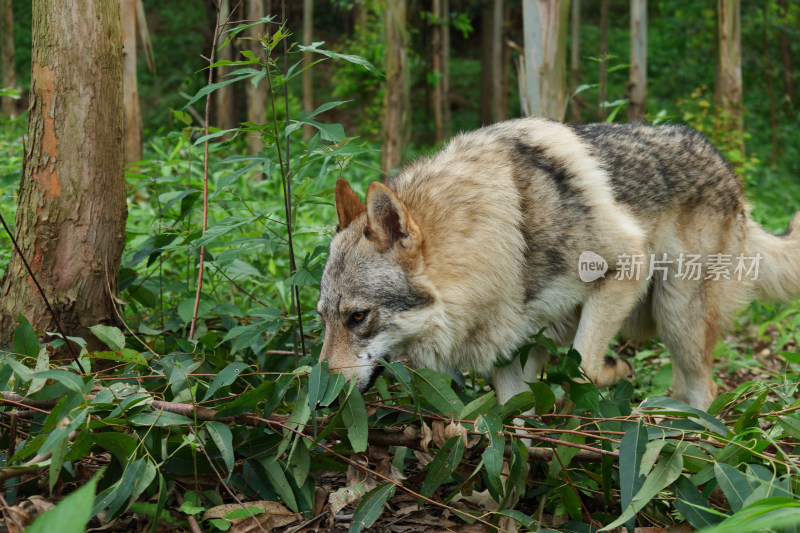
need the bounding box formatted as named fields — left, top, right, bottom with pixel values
left=573, top=275, right=648, bottom=387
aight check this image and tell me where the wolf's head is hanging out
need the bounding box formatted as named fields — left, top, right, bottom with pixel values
left=317, top=179, right=435, bottom=391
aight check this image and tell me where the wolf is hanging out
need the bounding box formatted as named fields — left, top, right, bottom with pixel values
left=316, top=118, right=800, bottom=411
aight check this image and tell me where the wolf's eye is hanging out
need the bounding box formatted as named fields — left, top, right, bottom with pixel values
left=348, top=310, right=369, bottom=327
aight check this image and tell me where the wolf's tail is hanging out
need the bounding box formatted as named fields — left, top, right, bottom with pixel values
left=748, top=210, right=800, bottom=301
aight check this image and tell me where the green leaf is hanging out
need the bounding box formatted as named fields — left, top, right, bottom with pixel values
left=497, top=509, right=539, bottom=531
left=638, top=396, right=729, bottom=436
left=90, top=349, right=148, bottom=366
left=89, top=325, right=125, bottom=351
left=205, top=421, right=235, bottom=476
left=475, top=413, right=504, bottom=498
left=48, top=433, right=70, bottom=494
left=421, top=435, right=464, bottom=498
left=259, top=458, right=298, bottom=512
left=340, top=385, right=369, bottom=453
left=499, top=391, right=537, bottom=419
left=216, top=380, right=271, bottom=416
left=91, top=432, right=138, bottom=464
left=298, top=42, right=378, bottom=73
left=604, top=446, right=684, bottom=531
left=714, top=463, right=751, bottom=513
left=129, top=410, right=194, bottom=427
left=529, top=381, right=556, bottom=415
left=700, top=498, right=800, bottom=533
left=673, top=475, right=723, bottom=529
left=319, top=373, right=345, bottom=407
left=569, top=381, right=600, bottom=411
left=349, top=483, right=396, bottom=533
left=183, top=74, right=252, bottom=108
left=32, top=370, right=85, bottom=393
left=13, top=315, right=39, bottom=358
left=619, top=420, right=648, bottom=533
left=27, top=475, right=99, bottom=533
left=29, top=346, right=50, bottom=394
left=308, top=360, right=329, bottom=411
left=203, top=362, right=249, bottom=400
left=460, top=391, right=496, bottom=420
left=4, top=354, right=33, bottom=383
left=412, top=368, right=465, bottom=415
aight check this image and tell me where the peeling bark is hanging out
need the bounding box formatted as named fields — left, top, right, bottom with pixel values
left=0, top=0, right=126, bottom=351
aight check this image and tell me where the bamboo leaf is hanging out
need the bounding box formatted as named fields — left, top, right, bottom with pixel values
left=412, top=368, right=464, bottom=416
left=260, top=458, right=298, bottom=512
left=27, top=475, right=98, bottom=533
left=460, top=391, right=496, bottom=420
left=714, top=463, right=752, bottom=513
left=673, top=474, right=723, bottom=529
left=32, top=370, right=85, bottom=393
left=700, top=498, right=800, bottom=533
left=205, top=421, right=235, bottom=477
left=13, top=315, right=39, bottom=358
left=421, top=436, right=464, bottom=498
left=349, top=483, right=395, bottom=533
left=340, top=385, right=368, bottom=453
left=203, top=362, right=249, bottom=400
left=89, top=325, right=126, bottom=351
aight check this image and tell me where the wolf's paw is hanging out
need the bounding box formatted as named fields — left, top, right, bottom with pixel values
left=590, top=356, right=635, bottom=387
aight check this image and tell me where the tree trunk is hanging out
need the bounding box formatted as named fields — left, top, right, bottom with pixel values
left=0, top=0, right=126, bottom=351
left=381, top=0, right=409, bottom=174
left=442, top=0, right=451, bottom=139
left=569, top=0, right=581, bottom=123
left=479, top=2, right=493, bottom=126
left=0, top=0, right=16, bottom=119
left=121, top=0, right=142, bottom=164
left=626, top=0, right=647, bottom=122
left=763, top=2, right=777, bottom=166
left=491, top=0, right=504, bottom=122
left=598, top=0, right=609, bottom=120
left=431, top=0, right=443, bottom=143
left=716, top=0, right=744, bottom=159
left=521, top=0, right=570, bottom=120
left=776, top=0, right=795, bottom=108
left=215, top=0, right=236, bottom=132
left=246, top=0, right=267, bottom=157
left=302, top=0, right=313, bottom=139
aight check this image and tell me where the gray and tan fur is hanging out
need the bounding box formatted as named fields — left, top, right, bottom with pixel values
left=317, top=118, right=800, bottom=410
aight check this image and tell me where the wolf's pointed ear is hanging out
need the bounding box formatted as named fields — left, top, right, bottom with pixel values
left=335, top=178, right=366, bottom=231
left=365, top=182, right=421, bottom=253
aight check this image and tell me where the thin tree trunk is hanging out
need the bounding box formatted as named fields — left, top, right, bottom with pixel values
left=1, top=0, right=17, bottom=119
left=246, top=0, right=267, bottom=158
left=432, top=0, right=443, bottom=143
left=215, top=0, right=236, bottom=132
left=491, top=0, right=504, bottom=122
left=442, top=0, right=451, bottom=138
left=626, top=0, right=647, bottom=122
left=479, top=2, right=493, bottom=126
left=598, top=0, right=609, bottom=120
left=121, top=0, right=142, bottom=164
left=763, top=2, right=777, bottom=166
left=569, top=0, right=581, bottom=123
left=302, top=0, right=313, bottom=139
left=521, top=0, right=570, bottom=120
left=0, top=0, right=126, bottom=350
left=716, top=0, right=744, bottom=160
left=776, top=0, right=795, bottom=108
left=381, top=0, right=409, bottom=173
